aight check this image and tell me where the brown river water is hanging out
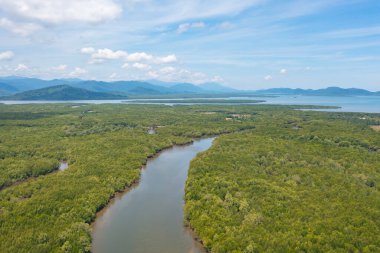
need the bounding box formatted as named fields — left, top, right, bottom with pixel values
left=92, top=137, right=214, bottom=253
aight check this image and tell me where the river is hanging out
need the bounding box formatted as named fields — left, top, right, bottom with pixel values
left=1, top=95, right=380, bottom=113
left=92, top=138, right=214, bottom=253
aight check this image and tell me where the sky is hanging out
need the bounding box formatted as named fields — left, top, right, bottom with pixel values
left=0, top=0, right=379, bottom=90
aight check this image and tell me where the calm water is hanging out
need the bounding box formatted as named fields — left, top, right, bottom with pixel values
left=260, top=95, right=380, bottom=113
left=1, top=95, right=379, bottom=113
left=58, top=162, right=68, bottom=171
left=92, top=138, right=214, bottom=253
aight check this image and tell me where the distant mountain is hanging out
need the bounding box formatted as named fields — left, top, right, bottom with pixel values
left=3, top=85, right=127, bottom=100
left=71, top=80, right=172, bottom=94
left=169, top=83, right=205, bottom=93
left=0, top=76, right=236, bottom=96
left=256, top=87, right=378, bottom=96
left=144, top=80, right=178, bottom=88
left=0, top=82, right=19, bottom=95
left=0, top=77, right=65, bottom=92
left=199, top=82, right=237, bottom=93
left=1, top=76, right=377, bottom=98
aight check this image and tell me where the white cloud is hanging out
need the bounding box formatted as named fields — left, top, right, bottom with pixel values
left=177, top=22, right=206, bottom=33
left=82, top=47, right=177, bottom=65
left=121, top=63, right=130, bottom=69
left=0, top=18, right=42, bottom=36
left=91, top=48, right=128, bottom=60
left=126, top=52, right=153, bottom=62
left=280, top=68, right=287, bottom=74
left=0, top=0, right=122, bottom=24
left=81, top=47, right=96, bottom=54
left=0, top=50, right=14, bottom=60
left=146, top=66, right=223, bottom=84
left=132, top=63, right=151, bottom=70
left=147, top=70, right=159, bottom=79
left=125, top=51, right=177, bottom=64
left=156, top=54, right=177, bottom=64
left=14, top=64, right=29, bottom=71
left=177, top=23, right=190, bottom=33
left=51, top=64, right=67, bottom=71
left=159, top=66, right=176, bottom=74
left=88, top=59, right=105, bottom=64
left=69, top=67, right=87, bottom=77
left=264, top=75, right=272, bottom=81
left=109, top=72, right=117, bottom=79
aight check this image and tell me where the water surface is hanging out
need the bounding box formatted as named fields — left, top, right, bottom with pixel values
left=1, top=95, right=379, bottom=113
left=58, top=162, right=68, bottom=171
left=92, top=138, right=214, bottom=253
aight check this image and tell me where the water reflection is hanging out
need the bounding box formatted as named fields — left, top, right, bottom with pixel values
left=92, top=138, right=214, bottom=253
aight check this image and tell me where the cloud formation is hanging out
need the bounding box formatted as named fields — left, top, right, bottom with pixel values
left=124, top=0, right=262, bottom=28
left=264, top=75, right=272, bottom=81
left=81, top=47, right=177, bottom=65
left=69, top=67, right=87, bottom=77
left=51, top=65, right=67, bottom=71
left=91, top=48, right=128, bottom=60
left=14, top=63, right=29, bottom=71
left=146, top=66, right=222, bottom=84
left=132, top=63, right=151, bottom=70
left=0, top=50, right=14, bottom=60
left=126, top=52, right=153, bottom=62
left=0, top=18, right=42, bottom=36
left=0, top=0, right=122, bottom=24
left=177, top=22, right=206, bottom=33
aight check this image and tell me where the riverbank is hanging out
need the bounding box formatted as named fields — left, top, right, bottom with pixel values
left=91, top=137, right=215, bottom=253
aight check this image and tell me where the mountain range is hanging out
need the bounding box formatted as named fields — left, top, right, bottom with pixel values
left=0, top=76, right=236, bottom=97
left=0, top=76, right=379, bottom=100
left=256, top=87, right=380, bottom=96
left=4, top=85, right=127, bottom=100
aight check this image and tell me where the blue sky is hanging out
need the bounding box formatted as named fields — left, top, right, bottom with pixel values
left=0, top=0, right=379, bottom=90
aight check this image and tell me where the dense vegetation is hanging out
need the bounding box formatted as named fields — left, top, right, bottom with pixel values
left=0, top=103, right=254, bottom=253
left=1, top=103, right=379, bottom=252
left=185, top=108, right=380, bottom=252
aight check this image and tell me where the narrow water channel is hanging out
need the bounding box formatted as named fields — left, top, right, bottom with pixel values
left=92, top=137, right=215, bottom=253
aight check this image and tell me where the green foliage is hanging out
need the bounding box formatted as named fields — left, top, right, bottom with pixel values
left=0, top=103, right=254, bottom=252
left=1, top=103, right=379, bottom=252
left=185, top=109, right=380, bottom=252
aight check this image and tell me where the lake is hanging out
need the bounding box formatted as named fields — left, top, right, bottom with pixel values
left=92, top=138, right=214, bottom=253
left=1, top=95, right=379, bottom=113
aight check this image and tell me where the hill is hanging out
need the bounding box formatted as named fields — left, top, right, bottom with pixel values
left=199, top=82, right=237, bottom=93
left=256, top=86, right=378, bottom=96
left=0, top=82, right=19, bottom=96
left=0, top=76, right=378, bottom=97
left=0, top=76, right=237, bottom=96
left=3, top=85, right=127, bottom=100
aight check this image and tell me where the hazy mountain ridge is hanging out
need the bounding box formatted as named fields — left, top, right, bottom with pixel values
left=0, top=77, right=379, bottom=99
left=0, top=77, right=235, bottom=96
left=256, top=87, right=380, bottom=96
left=3, top=85, right=128, bottom=100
